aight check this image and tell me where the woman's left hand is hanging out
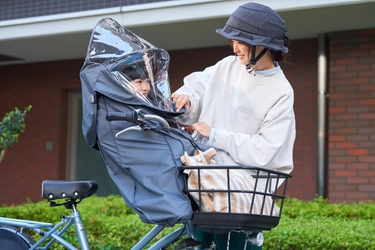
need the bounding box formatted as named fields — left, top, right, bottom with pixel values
left=186, top=122, right=211, bottom=138
left=171, top=93, right=190, bottom=112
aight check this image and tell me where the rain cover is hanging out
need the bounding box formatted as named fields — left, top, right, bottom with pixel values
left=80, top=17, right=198, bottom=226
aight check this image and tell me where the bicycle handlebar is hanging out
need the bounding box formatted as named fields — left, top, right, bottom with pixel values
left=143, top=114, right=170, bottom=130
left=106, top=109, right=170, bottom=131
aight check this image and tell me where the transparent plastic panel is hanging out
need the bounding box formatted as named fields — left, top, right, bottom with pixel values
left=86, top=17, right=173, bottom=111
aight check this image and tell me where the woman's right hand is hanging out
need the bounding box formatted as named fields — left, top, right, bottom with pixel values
left=171, top=93, right=191, bottom=112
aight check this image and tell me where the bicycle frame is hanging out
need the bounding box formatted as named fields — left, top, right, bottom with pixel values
left=0, top=203, right=195, bottom=250
left=0, top=203, right=89, bottom=250
left=0, top=214, right=195, bottom=250
left=131, top=221, right=197, bottom=250
left=0, top=165, right=290, bottom=250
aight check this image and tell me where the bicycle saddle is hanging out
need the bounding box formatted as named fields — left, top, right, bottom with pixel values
left=41, top=180, right=98, bottom=200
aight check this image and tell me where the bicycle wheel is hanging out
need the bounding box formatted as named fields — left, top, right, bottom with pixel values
left=0, top=226, right=35, bottom=250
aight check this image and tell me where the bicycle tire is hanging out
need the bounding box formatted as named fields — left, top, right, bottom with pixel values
left=0, top=226, right=35, bottom=250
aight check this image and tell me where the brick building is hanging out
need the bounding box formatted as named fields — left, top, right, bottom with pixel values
left=0, top=0, right=374, bottom=205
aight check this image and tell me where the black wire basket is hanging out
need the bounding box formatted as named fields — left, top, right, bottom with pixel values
left=179, top=166, right=291, bottom=231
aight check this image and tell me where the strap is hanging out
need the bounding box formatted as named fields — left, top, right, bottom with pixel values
left=246, top=46, right=268, bottom=74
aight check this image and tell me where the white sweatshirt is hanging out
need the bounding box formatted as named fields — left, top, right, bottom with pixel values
left=175, top=55, right=295, bottom=177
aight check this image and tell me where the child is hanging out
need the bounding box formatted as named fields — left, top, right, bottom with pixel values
left=121, top=64, right=151, bottom=100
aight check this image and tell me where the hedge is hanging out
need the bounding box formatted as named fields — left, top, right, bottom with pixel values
left=0, top=196, right=374, bottom=249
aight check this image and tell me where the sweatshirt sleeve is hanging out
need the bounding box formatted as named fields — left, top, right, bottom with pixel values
left=174, top=66, right=214, bottom=125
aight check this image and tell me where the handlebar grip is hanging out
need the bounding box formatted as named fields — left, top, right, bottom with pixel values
left=106, top=112, right=134, bottom=122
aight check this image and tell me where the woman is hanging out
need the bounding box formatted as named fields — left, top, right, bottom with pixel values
left=171, top=2, right=296, bottom=249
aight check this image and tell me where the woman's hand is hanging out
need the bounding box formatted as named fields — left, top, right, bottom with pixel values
left=186, top=122, right=211, bottom=138
left=171, top=93, right=190, bottom=112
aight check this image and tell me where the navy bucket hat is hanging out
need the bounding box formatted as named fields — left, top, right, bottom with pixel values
left=216, top=2, right=289, bottom=53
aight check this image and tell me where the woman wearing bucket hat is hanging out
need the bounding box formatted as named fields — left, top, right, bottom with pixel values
left=172, top=2, right=295, bottom=249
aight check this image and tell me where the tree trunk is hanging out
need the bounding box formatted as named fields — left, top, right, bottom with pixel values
left=0, top=149, right=6, bottom=165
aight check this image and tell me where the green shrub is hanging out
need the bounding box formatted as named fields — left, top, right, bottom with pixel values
left=263, top=197, right=375, bottom=250
left=1, top=196, right=374, bottom=249
left=0, top=195, right=178, bottom=249
left=0, top=105, right=32, bottom=165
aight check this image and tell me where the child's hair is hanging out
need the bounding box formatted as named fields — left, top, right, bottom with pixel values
left=123, top=64, right=147, bottom=80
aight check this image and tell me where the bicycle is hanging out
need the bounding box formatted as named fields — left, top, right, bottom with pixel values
left=0, top=110, right=291, bottom=249
left=0, top=168, right=290, bottom=250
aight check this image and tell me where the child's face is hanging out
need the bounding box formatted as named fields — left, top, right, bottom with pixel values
left=130, top=78, right=151, bottom=98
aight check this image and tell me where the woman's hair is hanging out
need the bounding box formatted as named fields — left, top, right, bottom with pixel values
left=271, top=50, right=286, bottom=62
left=229, top=40, right=288, bottom=63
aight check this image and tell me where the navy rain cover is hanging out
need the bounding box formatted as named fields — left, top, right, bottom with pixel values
left=80, top=17, right=198, bottom=226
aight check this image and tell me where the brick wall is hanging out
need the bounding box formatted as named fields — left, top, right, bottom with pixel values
left=328, top=28, right=375, bottom=203
left=1, top=29, right=373, bottom=205
left=0, top=60, right=83, bottom=205
left=168, top=46, right=231, bottom=91
left=282, top=39, right=319, bottom=200
left=0, top=42, right=318, bottom=205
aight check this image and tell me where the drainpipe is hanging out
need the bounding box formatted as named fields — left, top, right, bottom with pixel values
left=317, top=33, right=328, bottom=198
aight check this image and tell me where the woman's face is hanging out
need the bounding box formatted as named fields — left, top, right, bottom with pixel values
left=231, top=40, right=250, bottom=65
left=130, top=78, right=151, bottom=98
left=231, top=40, right=274, bottom=70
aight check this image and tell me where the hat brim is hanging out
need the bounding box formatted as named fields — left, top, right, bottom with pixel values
left=216, top=26, right=288, bottom=53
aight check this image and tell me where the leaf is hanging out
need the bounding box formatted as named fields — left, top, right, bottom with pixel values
left=0, top=105, right=32, bottom=150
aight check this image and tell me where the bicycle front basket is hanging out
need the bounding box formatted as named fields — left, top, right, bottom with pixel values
left=181, top=166, right=291, bottom=231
